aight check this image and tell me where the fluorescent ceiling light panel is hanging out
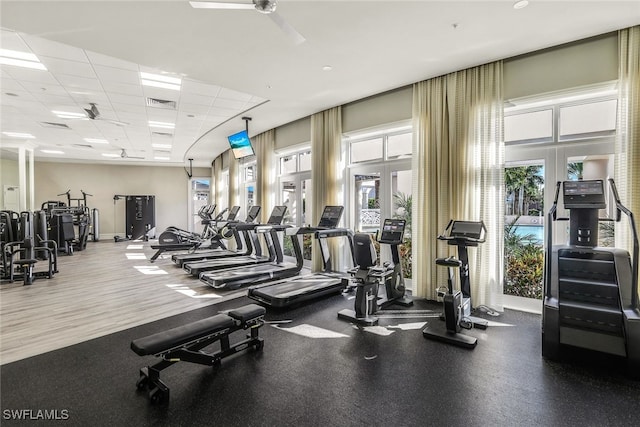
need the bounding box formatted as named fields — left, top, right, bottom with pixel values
left=152, top=143, right=172, bottom=149
left=101, top=153, right=120, bottom=158
left=2, top=132, right=35, bottom=138
left=84, top=138, right=109, bottom=144
left=141, top=79, right=181, bottom=91
left=0, top=57, right=47, bottom=70
left=0, top=48, right=47, bottom=70
left=52, top=110, right=86, bottom=119
left=140, top=71, right=181, bottom=91
left=148, top=121, right=175, bottom=129
left=41, top=149, right=64, bottom=154
left=190, top=1, right=254, bottom=10
left=154, top=156, right=170, bottom=161
left=140, top=72, right=181, bottom=85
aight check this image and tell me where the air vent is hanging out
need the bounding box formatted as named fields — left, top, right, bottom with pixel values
left=151, top=131, right=173, bottom=138
left=146, top=97, right=177, bottom=110
left=39, top=122, right=70, bottom=129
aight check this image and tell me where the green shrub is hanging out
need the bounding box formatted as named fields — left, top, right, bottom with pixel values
left=504, top=248, right=544, bottom=299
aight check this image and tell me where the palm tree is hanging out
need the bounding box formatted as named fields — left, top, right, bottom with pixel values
left=505, top=166, right=544, bottom=216
left=567, top=162, right=584, bottom=180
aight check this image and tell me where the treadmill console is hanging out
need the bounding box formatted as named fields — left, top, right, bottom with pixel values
left=379, top=219, right=406, bottom=244
left=317, top=206, right=344, bottom=228
left=267, top=206, right=288, bottom=225
left=245, top=205, right=261, bottom=222
left=227, top=206, right=240, bottom=221
left=563, top=180, right=606, bottom=209
left=450, top=221, right=483, bottom=240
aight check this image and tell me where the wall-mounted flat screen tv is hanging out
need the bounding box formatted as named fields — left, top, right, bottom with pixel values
left=228, top=129, right=255, bottom=159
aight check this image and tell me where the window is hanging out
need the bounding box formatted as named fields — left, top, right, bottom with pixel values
left=240, top=161, right=256, bottom=219
left=505, top=109, right=553, bottom=144
left=279, top=150, right=311, bottom=174
left=346, top=124, right=412, bottom=165
left=559, top=99, right=617, bottom=140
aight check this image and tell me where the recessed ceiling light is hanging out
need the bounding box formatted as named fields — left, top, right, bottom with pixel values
left=101, top=153, right=120, bottom=158
left=322, top=65, right=333, bottom=71
left=84, top=138, right=109, bottom=144
left=154, top=156, right=170, bottom=161
left=2, top=131, right=35, bottom=139
left=513, top=0, right=529, bottom=9
left=148, top=121, right=175, bottom=129
left=41, top=149, right=64, bottom=154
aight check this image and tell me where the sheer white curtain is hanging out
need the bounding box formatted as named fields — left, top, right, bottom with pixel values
left=211, top=155, right=222, bottom=209
left=311, top=106, right=343, bottom=271
left=615, top=26, right=640, bottom=291
left=412, top=61, right=504, bottom=311
left=228, top=154, right=239, bottom=209
left=254, top=129, right=276, bottom=223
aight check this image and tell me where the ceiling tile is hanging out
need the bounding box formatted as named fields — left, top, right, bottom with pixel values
left=181, top=79, right=221, bottom=97
left=93, top=64, right=140, bottom=84
left=56, top=74, right=103, bottom=91
left=40, top=56, right=96, bottom=79
left=101, top=80, right=143, bottom=97
left=178, top=92, right=215, bottom=106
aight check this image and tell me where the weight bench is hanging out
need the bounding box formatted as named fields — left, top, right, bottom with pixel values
left=131, top=304, right=266, bottom=405
left=149, top=242, right=200, bottom=262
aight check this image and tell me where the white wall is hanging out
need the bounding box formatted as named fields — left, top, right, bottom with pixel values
left=34, top=161, right=209, bottom=239
left=503, top=32, right=618, bottom=100
left=1, top=157, right=19, bottom=210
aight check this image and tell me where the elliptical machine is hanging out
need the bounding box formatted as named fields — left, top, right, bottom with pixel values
left=338, top=218, right=412, bottom=326
left=422, top=220, right=488, bottom=349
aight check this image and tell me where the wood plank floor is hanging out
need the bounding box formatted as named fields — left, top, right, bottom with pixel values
left=0, top=240, right=247, bottom=365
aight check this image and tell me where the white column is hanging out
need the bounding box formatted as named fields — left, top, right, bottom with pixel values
left=18, top=147, right=27, bottom=212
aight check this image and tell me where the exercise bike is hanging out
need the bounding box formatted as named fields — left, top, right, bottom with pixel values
left=338, top=218, right=412, bottom=326
left=422, top=220, right=490, bottom=349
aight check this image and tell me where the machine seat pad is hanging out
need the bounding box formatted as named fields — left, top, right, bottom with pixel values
left=435, top=256, right=462, bottom=268
left=228, top=304, right=266, bottom=323
left=131, top=314, right=235, bottom=356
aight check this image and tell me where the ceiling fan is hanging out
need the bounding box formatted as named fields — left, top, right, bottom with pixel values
left=84, top=103, right=129, bottom=127
left=189, top=0, right=306, bottom=45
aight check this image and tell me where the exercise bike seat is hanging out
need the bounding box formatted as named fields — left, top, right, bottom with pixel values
left=435, top=256, right=462, bottom=268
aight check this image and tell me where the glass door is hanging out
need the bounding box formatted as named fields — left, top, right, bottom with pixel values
left=279, top=173, right=311, bottom=262
left=189, top=178, right=210, bottom=233
left=349, top=160, right=413, bottom=282
left=504, top=142, right=614, bottom=312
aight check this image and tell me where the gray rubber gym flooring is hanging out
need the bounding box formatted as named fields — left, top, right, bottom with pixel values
left=1, top=293, right=639, bottom=426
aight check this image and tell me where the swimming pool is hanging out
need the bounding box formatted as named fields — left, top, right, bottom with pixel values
left=512, top=224, right=544, bottom=244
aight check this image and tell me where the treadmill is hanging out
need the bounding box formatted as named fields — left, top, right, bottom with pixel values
left=183, top=206, right=287, bottom=277
left=171, top=206, right=261, bottom=267
left=247, top=206, right=356, bottom=308
left=200, top=206, right=304, bottom=289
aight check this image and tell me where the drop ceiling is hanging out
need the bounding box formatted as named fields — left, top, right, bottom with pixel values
left=1, top=0, right=639, bottom=168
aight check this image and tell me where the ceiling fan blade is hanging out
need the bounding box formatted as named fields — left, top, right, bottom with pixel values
left=268, top=11, right=306, bottom=45
left=189, top=1, right=255, bottom=10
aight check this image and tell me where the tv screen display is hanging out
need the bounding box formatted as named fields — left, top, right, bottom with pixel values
left=228, top=130, right=255, bottom=159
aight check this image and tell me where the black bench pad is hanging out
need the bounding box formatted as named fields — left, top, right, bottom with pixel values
left=228, top=304, right=266, bottom=323
left=131, top=314, right=234, bottom=356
